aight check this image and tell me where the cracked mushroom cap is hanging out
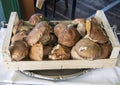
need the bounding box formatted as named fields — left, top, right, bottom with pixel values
left=71, top=38, right=101, bottom=60
left=49, top=44, right=71, bottom=60
left=54, top=23, right=81, bottom=47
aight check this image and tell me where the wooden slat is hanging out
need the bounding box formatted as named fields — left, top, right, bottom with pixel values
left=95, top=10, right=120, bottom=58
left=95, top=10, right=119, bottom=46
left=4, top=59, right=117, bottom=71
left=2, top=12, right=19, bottom=61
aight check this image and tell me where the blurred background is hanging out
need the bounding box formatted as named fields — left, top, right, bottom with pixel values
left=0, top=0, right=120, bottom=39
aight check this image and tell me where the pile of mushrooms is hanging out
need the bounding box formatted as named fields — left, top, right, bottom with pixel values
left=10, top=14, right=112, bottom=61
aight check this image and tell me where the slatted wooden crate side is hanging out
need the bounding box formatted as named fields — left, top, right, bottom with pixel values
left=4, top=59, right=116, bottom=71
left=2, top=12, right=19, bottom=61
left=95, top=10, right=120, bottom=59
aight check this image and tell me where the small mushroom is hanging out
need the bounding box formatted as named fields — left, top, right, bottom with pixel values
left=30, top=43, right=43, bottom=61
left=86, top=18, right=109, bottom=44
left=29, top=13, right=44, bottom=25
left=72, top=18, right=86, bottom=36
left=71, top=38, right=101, bottom=60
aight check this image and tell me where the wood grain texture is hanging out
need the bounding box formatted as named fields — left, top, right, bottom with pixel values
left=4, top=59, right=117, bottom=70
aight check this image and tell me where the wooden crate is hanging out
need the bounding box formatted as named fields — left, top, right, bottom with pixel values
left=2, top=10, right=120, bottom=71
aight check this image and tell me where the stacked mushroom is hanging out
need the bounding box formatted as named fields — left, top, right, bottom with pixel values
left=10, top=13, right=112, bottom=61
left=71, top=18, right=112, bottom=60
left=49, top=23, right=81, bottom=60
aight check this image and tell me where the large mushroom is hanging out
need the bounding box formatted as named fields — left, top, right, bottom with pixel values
left=85, top=18, right=109, bottom=44
left=54, top=23, right=81, bottom=47
left=25, top=21, right=51, bottom=46
left=71, top=38, right=101, bottom=60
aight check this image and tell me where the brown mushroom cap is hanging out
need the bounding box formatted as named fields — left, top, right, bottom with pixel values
left=39, top=28, right=51, bottom=45
left=25, top=21, right=50, bottom=46
left=72, top=18, right=86, bottom=37
left=54, top=23, right=66, bottom=37
left=43, top=46, right=53, bottom=57
left=11, top=40, right=28, bottom=61
left=89, top=18, right=109, bottom=44
left=12, top=20, right=24, bottom=35
left=71, top=47, right=83, bottom=60
left=71, top=38, right=101, bottom=60
left=54, top=23, right=81, bottom=47
left=29, top=13, right=44, bottom=25
left=49, top=44, right=71, bottom=60
left=11, top=32, right=26, bottom=45
left=30, top=43, right=43, bottom=61
left=99, top=41, right=112, bottom=59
